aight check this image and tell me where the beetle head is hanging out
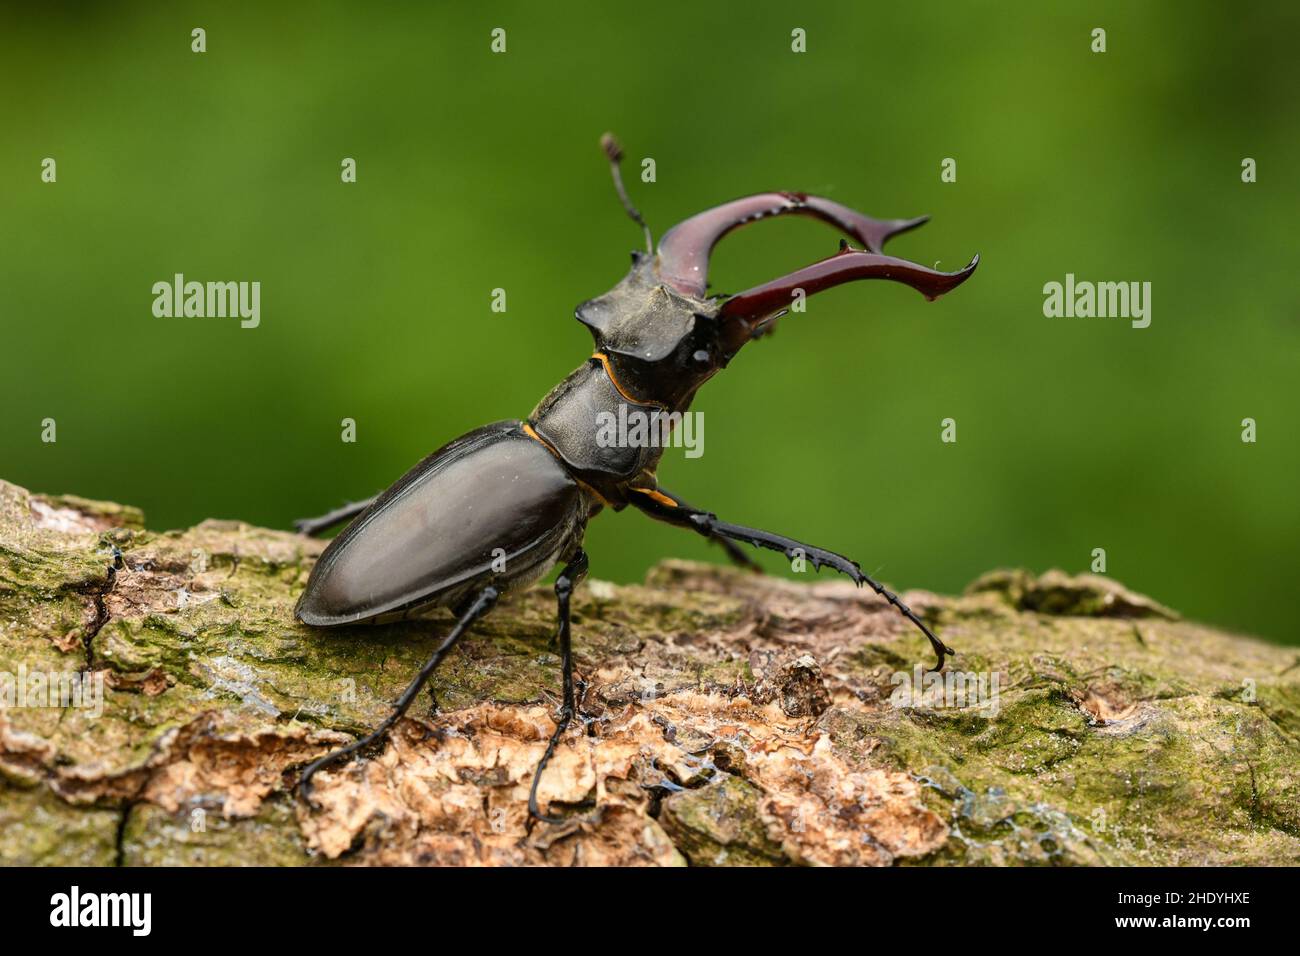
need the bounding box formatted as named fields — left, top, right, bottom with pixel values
left=576, top=252, right=727, bottom=409
left=581, top=136, right=979, bottom=410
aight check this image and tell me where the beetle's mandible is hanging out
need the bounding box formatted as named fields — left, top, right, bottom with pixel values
left=293, top=134, right=979, bottom=820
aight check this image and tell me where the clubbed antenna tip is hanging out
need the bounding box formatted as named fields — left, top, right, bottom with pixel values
left=600, top=132, right=623, bottom=163
left=601, top=131, right=652, bottom=253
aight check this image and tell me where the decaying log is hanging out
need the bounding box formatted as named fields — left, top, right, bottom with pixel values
left=1, top=479, right=1297, bottom=866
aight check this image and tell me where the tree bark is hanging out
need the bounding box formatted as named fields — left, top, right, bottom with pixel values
left=1, top=479, right=1296, bottom=866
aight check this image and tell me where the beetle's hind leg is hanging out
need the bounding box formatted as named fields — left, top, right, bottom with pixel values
left=293, top=495, right=378, bottom=537
left=298, top=586, right=499, bottom=805
left=529, top=549, right=589, bottom=823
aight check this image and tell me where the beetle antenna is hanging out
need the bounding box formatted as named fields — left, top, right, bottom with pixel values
left=601, top=132, right=652, bottom=253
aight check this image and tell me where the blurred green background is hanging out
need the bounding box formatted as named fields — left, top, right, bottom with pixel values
left=2, top=2, right=1297, bottom=643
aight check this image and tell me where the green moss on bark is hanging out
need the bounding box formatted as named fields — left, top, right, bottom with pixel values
left=1, top=479, right=1297, bottom=866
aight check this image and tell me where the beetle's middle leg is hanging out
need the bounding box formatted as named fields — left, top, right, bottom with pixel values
left=293, top=496, right=378, bottom=537
left=529, top=548, right=589, bottom=823
left=628, top=486, right=953, bottom=672
left=298, top=585, right=499, bottom=805
left=711, top=534, right=763, bottom=572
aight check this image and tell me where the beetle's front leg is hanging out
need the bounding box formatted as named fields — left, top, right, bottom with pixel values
left=529, top=549, right=589, bottom=823
left=627, top=486, right=953, bottom=672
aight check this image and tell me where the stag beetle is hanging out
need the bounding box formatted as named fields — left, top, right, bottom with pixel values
left=294, top=135, right=979, bottom=820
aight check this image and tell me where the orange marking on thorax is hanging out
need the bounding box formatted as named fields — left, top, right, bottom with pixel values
left=521, top=421, right=560, bottom=458
left=523, top=421, right=613, bottom=508
left=591, top=352, right=665, bottom=409
left=574, top=478, right=614, bottom=509
left=632, top=487, right=677, bottom=508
